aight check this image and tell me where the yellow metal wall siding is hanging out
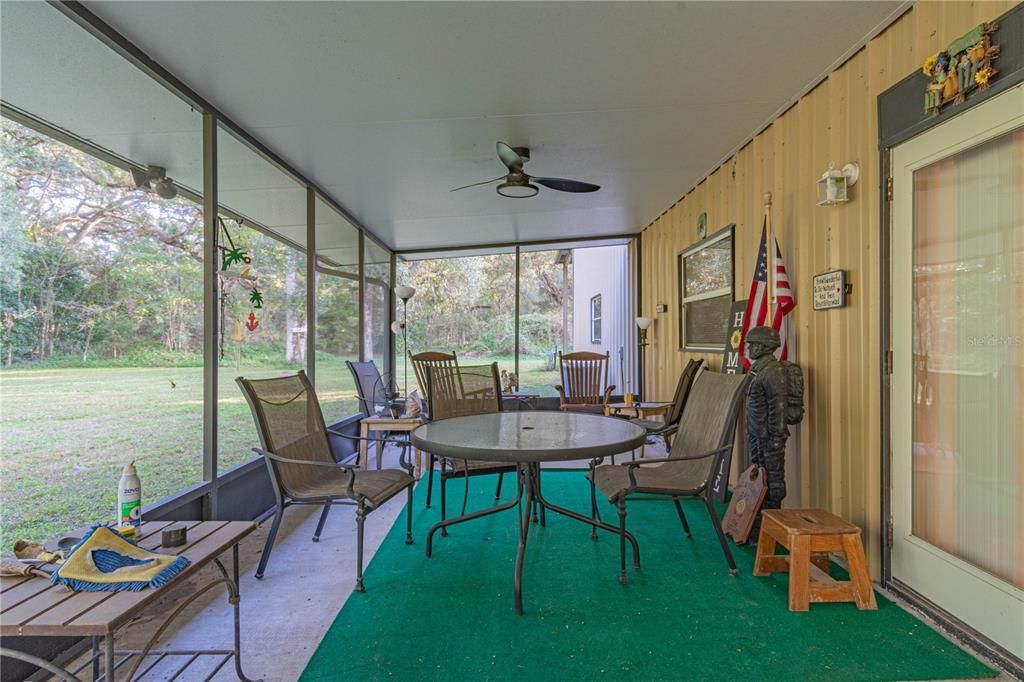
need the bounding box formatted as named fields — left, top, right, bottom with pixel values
left=638, top=1, right=1017, bottom=578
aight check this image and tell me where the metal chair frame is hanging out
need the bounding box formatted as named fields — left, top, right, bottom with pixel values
left=589, top=372, right=751, bottom=583
left=633, top=358, right=705, bottom=448
left=236, top=370, right=415, bottom=592
left=424, top=363, right=516, bottom=533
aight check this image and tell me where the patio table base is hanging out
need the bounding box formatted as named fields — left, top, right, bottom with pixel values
left=425, top=463, right=641, bottom=615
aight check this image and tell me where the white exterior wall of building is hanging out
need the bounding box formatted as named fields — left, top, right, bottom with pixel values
left=571, top=245, right=635, bottom=395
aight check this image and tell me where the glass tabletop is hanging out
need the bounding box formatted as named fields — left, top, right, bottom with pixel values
left=410, top=411, right=647, bottom=463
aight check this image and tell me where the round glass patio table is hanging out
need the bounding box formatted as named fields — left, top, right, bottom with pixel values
left=411, top=411, right=646, bottom=615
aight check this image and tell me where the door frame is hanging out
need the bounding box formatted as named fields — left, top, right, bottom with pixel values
left=877, top=5, right=1024, bottom=674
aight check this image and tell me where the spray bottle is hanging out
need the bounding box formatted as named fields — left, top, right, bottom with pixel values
left=117, top=461, right=142, bottom=537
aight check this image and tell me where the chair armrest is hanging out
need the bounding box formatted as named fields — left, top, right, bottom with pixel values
left=621, top=444, right=732, bottom=489
left=253, top=447, right=358, bottom=470
left=254, top=447, right=358, bottom=497
left=603, top=385, right=616, bottom=404
left=621, top=444, right=732, bottom=467
left=554, top=385, right=567, bottom=403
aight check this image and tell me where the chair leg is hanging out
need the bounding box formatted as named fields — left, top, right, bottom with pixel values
left=405, top=484, right=414, bottom=545
left=536, top=468, right=546, bottom=527
left=617, top=499, right=628, bottom=585
left=589, top=466, right=600, bottom=540
left=703, top=494, right=737, bottom=576
left=673, top=498, right=692, bottom=538
left=255, top=505, right=284, bottom=579
left=313, top=502, right=331, bottom=542
left=494, top=472, right=504, bottom=501
left=425, top=455, right=435, bottom=508
left=440, top=471, right=448, bottom=537
left=355, top=502, right=367, bottom=592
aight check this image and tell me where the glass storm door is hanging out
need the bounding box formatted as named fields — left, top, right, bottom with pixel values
left=891, top=83, right=1023, bottom=659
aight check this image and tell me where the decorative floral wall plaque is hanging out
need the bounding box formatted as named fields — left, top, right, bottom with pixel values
left=923, top=22, right=1000, bottom=117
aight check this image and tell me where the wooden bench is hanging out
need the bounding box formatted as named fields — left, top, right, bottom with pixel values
left=753, top=508, right=877, bottom=611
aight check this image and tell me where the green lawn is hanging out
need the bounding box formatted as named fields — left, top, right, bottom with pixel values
left=0, top=355, right=560, bottom=547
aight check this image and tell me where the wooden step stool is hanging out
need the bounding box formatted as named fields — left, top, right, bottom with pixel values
left=753, top=508, right=877, bottom=611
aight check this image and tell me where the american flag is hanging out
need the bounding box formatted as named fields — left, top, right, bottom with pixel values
left=739, top=220, right=795, bottom=368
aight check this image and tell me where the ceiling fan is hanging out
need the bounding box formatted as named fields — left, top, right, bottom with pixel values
left=451, top=142, right=600, bottom=198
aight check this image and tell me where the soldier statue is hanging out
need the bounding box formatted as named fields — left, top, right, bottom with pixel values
left=744, top=326, right=804, bottom=537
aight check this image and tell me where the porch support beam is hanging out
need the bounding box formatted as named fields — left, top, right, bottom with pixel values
left=202, top=112, right=219, bottom=518
left=306, top=186, right=316, bottom=386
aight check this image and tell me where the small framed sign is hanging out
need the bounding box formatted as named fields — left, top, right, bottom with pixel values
left=720, top=299, right=748, bottom=375
left=813, top=269, right=848, bottom=310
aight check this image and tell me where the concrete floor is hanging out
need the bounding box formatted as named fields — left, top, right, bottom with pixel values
left=62, top=440, right=1009, bottom=682
left=63, top=445, right=611, bottom=681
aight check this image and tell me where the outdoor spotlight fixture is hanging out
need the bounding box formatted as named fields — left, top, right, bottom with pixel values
left=394, top=285, right=416, bottom=397
left=131, top=165, right=178, bottom=200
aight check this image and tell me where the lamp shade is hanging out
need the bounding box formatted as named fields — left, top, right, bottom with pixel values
left=395, top=285, right=416, bottom=301
left=390, top=321, right=403, bottom=334
left=635, top=316, right=653, bottom=330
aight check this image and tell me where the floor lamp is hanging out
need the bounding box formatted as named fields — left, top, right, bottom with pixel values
left=635, top=316, right=652, bottom=400
left=393, top=285, right=416, bottom=398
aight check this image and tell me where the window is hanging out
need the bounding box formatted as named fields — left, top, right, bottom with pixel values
left=678, top=226, right=734, bottom=351
left=314, top=198, right=361, bottom=424
left=216, top=126, right=307, bottom=473
left=0, top=118, right=205, bottom=545
left=590, top=295, right=602, bottom=344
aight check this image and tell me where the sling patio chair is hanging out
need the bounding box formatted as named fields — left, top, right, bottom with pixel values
left=630, top=358, right=704, bottom=450
left=555, top=350, right=615, bottom=414
left=347, top=359, right=407, bottom=470
left=424, top=363, right=515, bottom=534
left=237, top=370, right=415, bottom=592
left=588, top=371, right=751, bottom=583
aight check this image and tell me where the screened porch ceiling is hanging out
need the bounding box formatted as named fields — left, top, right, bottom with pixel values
left=1, top=1, right=907, bottom=259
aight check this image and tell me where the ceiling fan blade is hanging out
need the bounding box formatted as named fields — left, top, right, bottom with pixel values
left=496, top=141, right=524, bottom=171
left=450, top=174, right=506, bottom=192
left=533, top=177, right=600, bottom=193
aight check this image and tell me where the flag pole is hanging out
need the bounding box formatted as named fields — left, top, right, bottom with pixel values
left=763, top=192, right=775, bottom=327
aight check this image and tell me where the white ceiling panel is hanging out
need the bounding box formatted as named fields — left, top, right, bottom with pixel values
left=3, top=1, right=906, bottom=252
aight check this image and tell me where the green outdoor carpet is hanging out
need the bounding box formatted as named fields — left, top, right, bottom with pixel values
left=302, top=471, right=995, bottom=681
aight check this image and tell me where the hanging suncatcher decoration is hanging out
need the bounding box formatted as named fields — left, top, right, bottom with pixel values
left=218, top=217, right=264, bottom=333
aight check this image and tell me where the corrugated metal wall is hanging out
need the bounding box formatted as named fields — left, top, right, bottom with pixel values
left=639, top=0, right=1018, bottom=578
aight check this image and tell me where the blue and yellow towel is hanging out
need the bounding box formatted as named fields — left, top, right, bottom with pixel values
left=51, top=526, right=190, bottom=592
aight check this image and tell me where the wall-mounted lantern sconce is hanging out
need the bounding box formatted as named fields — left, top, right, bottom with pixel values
left=816, top=162, right=859, bottom=206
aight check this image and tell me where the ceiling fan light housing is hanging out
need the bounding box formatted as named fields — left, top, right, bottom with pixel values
left=496, top=181, right=539, bottom=198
